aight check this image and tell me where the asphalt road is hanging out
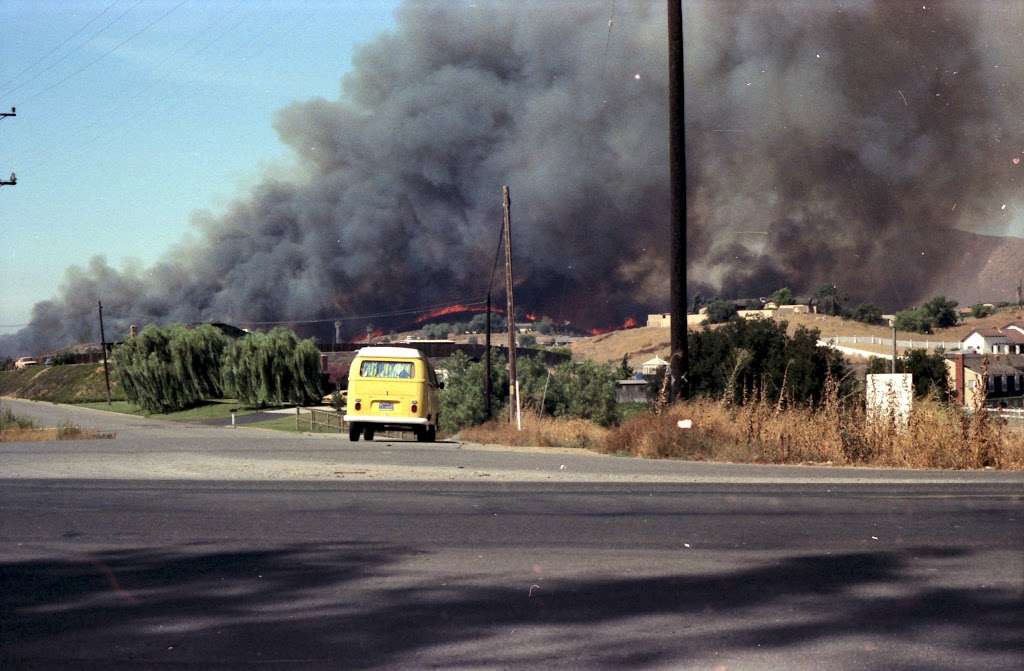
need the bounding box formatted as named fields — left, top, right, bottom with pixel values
left=1, top=398, right=1022, bottom=669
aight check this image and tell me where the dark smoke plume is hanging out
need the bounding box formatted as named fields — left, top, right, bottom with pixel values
left=3, top=0, right=1022, bottom=357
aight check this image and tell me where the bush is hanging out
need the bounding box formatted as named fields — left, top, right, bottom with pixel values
left=770, top=288, right=794, bottom=305
left=689, top=318, right=847, bottom=406
left=921, top=296, right=959, bottom=328
left=849, top=303, right=884, bottom=325
left=866, top=349, right=949, bottom=399
left=221, top=328, right=323, bottom=407
left=894, top=307, right=933, bottom=334
left=705, top=299, right=738, bottom=324
left=113, top=324, right=229, bottom=413
left=439, top=351, right=508, bottom=433
left=971, top=304, right=993, bottom=319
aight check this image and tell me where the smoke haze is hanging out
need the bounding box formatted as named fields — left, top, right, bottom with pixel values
left=3, top=0, right=1022, bottom=356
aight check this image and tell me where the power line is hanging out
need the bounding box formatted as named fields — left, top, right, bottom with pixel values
left=23, top=0, right=190, bottom=103
left=1, top=0, right=145, bottom=99
left=0, top=0, right=120, bottom=94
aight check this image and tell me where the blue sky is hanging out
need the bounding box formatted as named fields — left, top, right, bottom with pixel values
left=0, top=0, right=401, bottom=333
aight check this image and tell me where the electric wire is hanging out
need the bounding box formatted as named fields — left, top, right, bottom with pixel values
left=1, top=0, right=145, bottom=99
left=0, top=0, right=120, bottom=94
left=22, top=0, right=190, bottom=104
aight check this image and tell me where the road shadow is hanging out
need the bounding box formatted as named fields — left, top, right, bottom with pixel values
left=2, top=544, right=1020, bottom=668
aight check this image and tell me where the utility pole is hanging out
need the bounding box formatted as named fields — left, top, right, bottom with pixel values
left=667, top=0, right=688, bottom=400
left=890, top=319, right=898, bottom=374
left=502, top=185, right=519, bottom=425
left=485, top=292, right=492, bottom=419
left=97, top=301, right=112, bottom=405
left=1, top=107, right=15, bottom=187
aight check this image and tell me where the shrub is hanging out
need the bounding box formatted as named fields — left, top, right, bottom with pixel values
left=971, top=304, right=993, bottom=319
left=849, top=303, right=884, bottom=325
left=221, top=328, right=323, bottom=407
left=113, top=324, right=228, bottom=413
left=921, top=296, right=959, bottom=328
left=866, top=350, right=949, bottom=399
left=689, top=318, right=847, bottom=406
left=894, top=307, right=933, bottom=334
left=705, top=299, right=738, bottom=324
left=439, top=351, right=508, bottom=433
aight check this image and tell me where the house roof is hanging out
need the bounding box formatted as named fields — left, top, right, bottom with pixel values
left=641, top=356, right=669, bottom=367
left=1005, top=330, right=1024, bottom=344
left=965, top=328, right=1009, bottom=339
left=948, top=353, right=1024, bottom=375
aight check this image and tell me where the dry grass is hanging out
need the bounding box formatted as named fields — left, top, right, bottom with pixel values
left=459, top=413, right=609, bottom=449
left=599, top=391, right=1024, bottom=470
left=0, top=406, right=113, bottom=442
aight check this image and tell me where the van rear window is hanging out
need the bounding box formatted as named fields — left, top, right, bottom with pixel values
left=360, top=360, right=414, bottom=379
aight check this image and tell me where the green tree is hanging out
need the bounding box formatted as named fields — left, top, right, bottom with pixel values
left=221, top=328, right=322, bottom=407
left=893, top=308, right=933, bottom=334
left=867, top=350, right=949, bottom=398
left=688, top=318, right=847, bottom=406
left=420, top=323, right=452, bottom=339
left=970, top=303, right=993, bottom=319
left=518, top=334, right=537, bottom=347
left=770, top=287, right=794, bottom=305
left=113, top=324, right=229, bottom=413
left=533, top=316, right=555, bottom=335
left=921, top=296, right=959, bottom=328
left=705, top=299, right=738, bottom=324
left=439, top=351, right=508, bottom=433
left=545, top=360, right=620, bottom=427
left=813, top=284, right=846, bottom=316
left=850, top=303, right=884, bottom=325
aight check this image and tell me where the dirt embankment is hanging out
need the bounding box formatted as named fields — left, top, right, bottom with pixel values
left=0, top=363, right=125, bottom=404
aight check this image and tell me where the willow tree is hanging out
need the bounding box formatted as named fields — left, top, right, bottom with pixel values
left=113, top=324, right=228, bottom=413
left=221, top=328, right=322, bottom=407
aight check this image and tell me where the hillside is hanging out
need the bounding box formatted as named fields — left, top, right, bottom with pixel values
left=0, top=364, right=125, bottom=404
left=568, top=307, right=1024, bottom=367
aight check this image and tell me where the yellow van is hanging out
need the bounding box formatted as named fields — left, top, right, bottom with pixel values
left=343, top=346, right=442, bottom=442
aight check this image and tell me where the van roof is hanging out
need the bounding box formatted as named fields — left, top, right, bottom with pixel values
left=355, top=346, right=426, bottom=359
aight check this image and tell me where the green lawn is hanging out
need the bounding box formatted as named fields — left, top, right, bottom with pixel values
left=76, top=399, right=265, bottom=422
left=244, top=414, right=345, bottom=434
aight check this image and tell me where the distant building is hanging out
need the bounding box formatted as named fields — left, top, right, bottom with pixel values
left=646, top=313, right=671, bottom=328
left=960, top=324, right=1024, bottom=355
left=946, top=352, right=1024, bottom=408
left=615, top=379, right=649, bottom=403
left=640, top=356, right=668, bottom=376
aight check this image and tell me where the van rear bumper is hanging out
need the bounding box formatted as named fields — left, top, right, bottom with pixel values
left=343, top=415, right=428, bottom=426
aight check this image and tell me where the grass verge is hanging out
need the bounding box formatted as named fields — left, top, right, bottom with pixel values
left=598, top=396, right=1024, bottom=470
left=0, top=406, right=113, bottom=442
left=75, top=399, right=261, bottom=422
left=460, top=414, right=609, bottom=449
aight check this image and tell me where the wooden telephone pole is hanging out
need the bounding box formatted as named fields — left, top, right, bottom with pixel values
left=502, top=186, right=519, bottom=425
left=667, top=0, right=689, bottom=400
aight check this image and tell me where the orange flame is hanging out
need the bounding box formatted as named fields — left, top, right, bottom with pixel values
left=415, top=303, right=494, bottom=323
left=623, top=316, right=638, bottom=329
left=357, top=329, right=385, bottom=342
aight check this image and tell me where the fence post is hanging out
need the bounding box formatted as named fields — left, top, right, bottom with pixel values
left=295, top=406, right=300, bottom=431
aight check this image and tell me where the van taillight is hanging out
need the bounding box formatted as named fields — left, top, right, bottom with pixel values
left=411, top=402, right=418, bottom=413
left=354, top=400, right=362, bottom=411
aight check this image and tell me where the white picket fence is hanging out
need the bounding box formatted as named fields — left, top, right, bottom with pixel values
left=821, top=336, right=960, bottom=350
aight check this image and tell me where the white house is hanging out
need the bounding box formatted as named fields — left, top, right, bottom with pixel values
left=961, top=327, right=1024, bottom=355
left=640, top=356, right=669, bottom=376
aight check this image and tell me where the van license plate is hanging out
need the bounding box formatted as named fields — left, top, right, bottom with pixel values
left=378, top=402, right=394, bottom=411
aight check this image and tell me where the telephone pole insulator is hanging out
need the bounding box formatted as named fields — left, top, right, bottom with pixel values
left=2, top=105, right=17, bottom=187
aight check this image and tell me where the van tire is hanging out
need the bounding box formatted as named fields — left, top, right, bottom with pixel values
left=363, top=427, right=375, bottom=441
left=414, top=427, right=427, bottom=442
left=425, top=425, right=437, bottom=442
left=348, top=423, right=360, bottom=442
